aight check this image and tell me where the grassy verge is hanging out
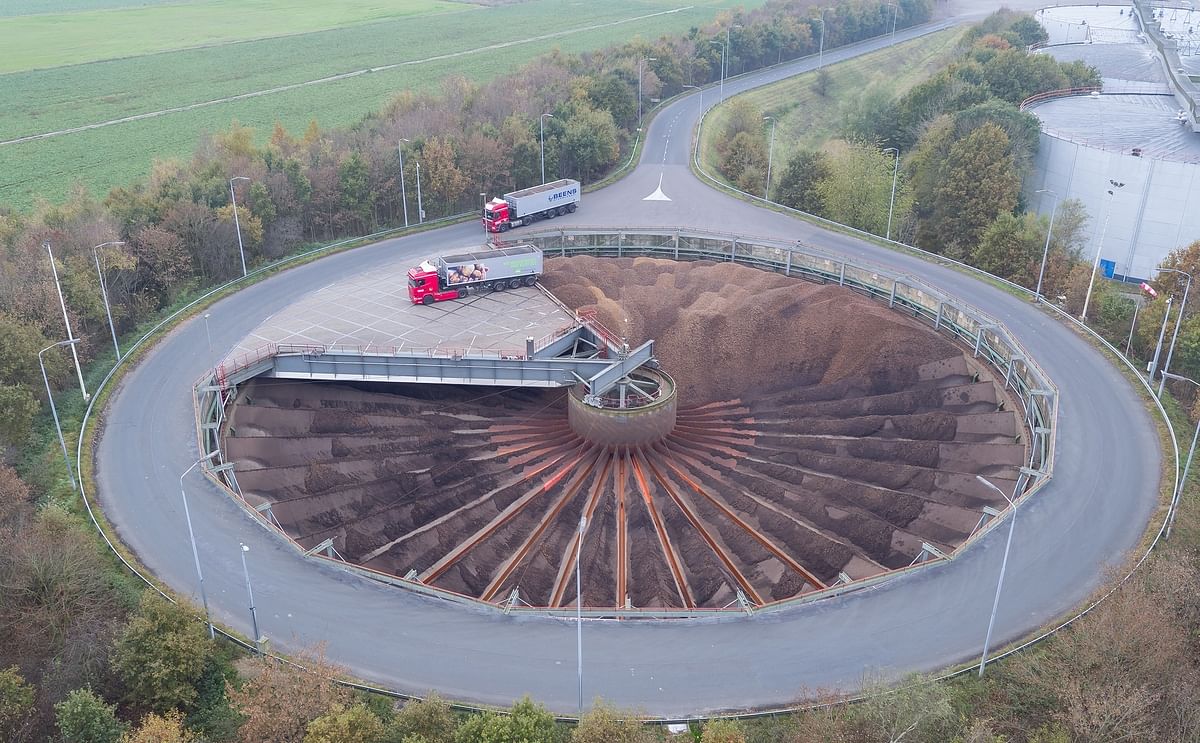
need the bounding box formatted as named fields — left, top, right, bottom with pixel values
left=698, top=26, right=966, bottom=172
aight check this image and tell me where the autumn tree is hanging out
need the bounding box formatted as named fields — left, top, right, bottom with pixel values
left=121, top=711, right=197, bottom=743
left=561, top=105, right=621, bottom=182
left=571, top=701, right=655, bottom=743
left=420, top=138, right=469, bottom=216
left=0, top=667, right=34, bottom=741
left=972, top=212, right=1044, bottom=285
left=55, top=688, right=126, bottom=743
left=128, top=225, right=192, bottom=308
left=720, top=131, right=768, bottom=190
left=451, top=697, right=560, bottom=743
left=700, top=718, right=746, bottom=742
left=304, top=702, right=385, bottom=743
left=924, top=123, right=1019, bottom=258
left=110, top=592, right=214, bottom=715
left=817, top=141, right=913, bottom=237
left=0, top=385, right=38, bottom=447
left=501, top=116, right=542, bottom=190
left=587, top=73, right=637, bottom=130
left=775, top=149, right=831, bottom=214
left=228, top=648, right=349, bottom=743
left=383, top=692, right=457, bottom=743
left=1152, top=239, right=1200, bottom=306
left=338, top=152, right=374, bottom=233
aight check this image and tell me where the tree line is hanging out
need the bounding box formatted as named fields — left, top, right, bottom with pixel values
left=717, top=9, right=1100, bottom=301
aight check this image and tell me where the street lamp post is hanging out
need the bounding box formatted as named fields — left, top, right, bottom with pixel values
left=710, top=40, right=726, bottom=99
left=415, top=161, right=424, bottom=224
left=1157, top=268, right=1193, bottom=397
left=397, top=139, right=410, bottom=229
left=883, top=147, right=900, bottom=240
left=1081, top=179, right=1125, bottom=322
left=974, top=474, right=1022, bottom=677
left=44, top=242, right=88, bottom=401
left=180, top=452, right=220, bottom=639
left=637, top=57, right=658, bottom=126
left=1033, top=189, right=1059, bottom=301
left=724, top=24, right=742, bottom=79
left=763, top=116, right=777, bottom=201
left=888, top=2, right=899, bottom=37
left=1161, top=372, right=1200, bottom=539
left=229, top=176, right=250, bottom=277
left=540, top=113, right=554, bottom=184
left=817, top=9, right=832, bottom=69
left=480, top=193, right=488, bottom=240
left=1126, top=297, right=1141, bottom=356
left=1149, top=296, right=1174, bottom=383
left=39, top=339, right=80, bottom=491
left=203, top=313, right=212, bottom=356
left=239, top=544, right=262, bottom=653
left=92, top=240, right=125, bottom=360
left=576, top=514, right=586, bottom=716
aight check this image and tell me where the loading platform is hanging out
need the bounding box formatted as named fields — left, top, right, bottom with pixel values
left=214, top=257, right=656, bottom=397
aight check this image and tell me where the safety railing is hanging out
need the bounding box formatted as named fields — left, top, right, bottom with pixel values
left=1019, top=86, right=1102, bottom=110
left=1135, top=0, right=1200, bottom=122
left=191, top=227, right=1060, bottom=619
left=525, top=227, right=1057, bottom=484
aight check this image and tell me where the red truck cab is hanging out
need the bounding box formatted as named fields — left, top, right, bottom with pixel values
left=407, top=261, right=464, bottom=305
left=483, top=198, right=512, bottom=233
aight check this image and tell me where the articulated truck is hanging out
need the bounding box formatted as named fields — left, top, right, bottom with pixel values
left=407, top=245, right=544, bottom=305
left=483, top=179, right=580, bottom=233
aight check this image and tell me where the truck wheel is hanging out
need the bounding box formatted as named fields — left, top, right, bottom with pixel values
left=546, top=208, right=556, bottom=219
left=508, top=278, right=521, bottom=289
left=457, top=289, right=467, bottom=299
left=523, top=275, right=537, bottom=287
left=493, top=282, right=505, bottom=292
left=567, top=203, right=577, bottom=213
left=422, top=295, right=434, bottom=306
left=499, top=223, right=510, bottom=233
left=557, top=206, right=567, bottom=216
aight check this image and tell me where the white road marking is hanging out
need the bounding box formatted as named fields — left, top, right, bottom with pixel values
left=643, top=173, right=671, bottom=201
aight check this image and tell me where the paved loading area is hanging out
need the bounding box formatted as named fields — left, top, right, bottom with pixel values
left=222, top=257, right=578, bottom=366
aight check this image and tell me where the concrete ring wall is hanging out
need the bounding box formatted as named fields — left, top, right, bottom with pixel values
left=193, top=227, right=1056, bottom=619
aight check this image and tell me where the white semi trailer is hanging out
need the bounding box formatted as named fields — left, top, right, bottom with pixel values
left=483, top=179, right=580, bottom=233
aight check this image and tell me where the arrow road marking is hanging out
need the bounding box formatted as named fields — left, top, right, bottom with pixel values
left=643, top=173, right=671, bottom=201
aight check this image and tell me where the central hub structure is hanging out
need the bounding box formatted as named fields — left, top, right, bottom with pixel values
left=567, top=370, right=678, bottom=447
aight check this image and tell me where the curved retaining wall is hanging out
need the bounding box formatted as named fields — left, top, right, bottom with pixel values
left=1028, top=128, right=1200, bottom=283
left=567, top=370, right=678, bottom=447
left=193, top=227, right=1058, bottom=618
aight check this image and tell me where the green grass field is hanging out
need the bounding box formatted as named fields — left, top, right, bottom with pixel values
left=0, top=0, right=757, bottom=211
left=699, top=27, right=967, bottom=178
left=0, top=0, right=464, bottom=73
